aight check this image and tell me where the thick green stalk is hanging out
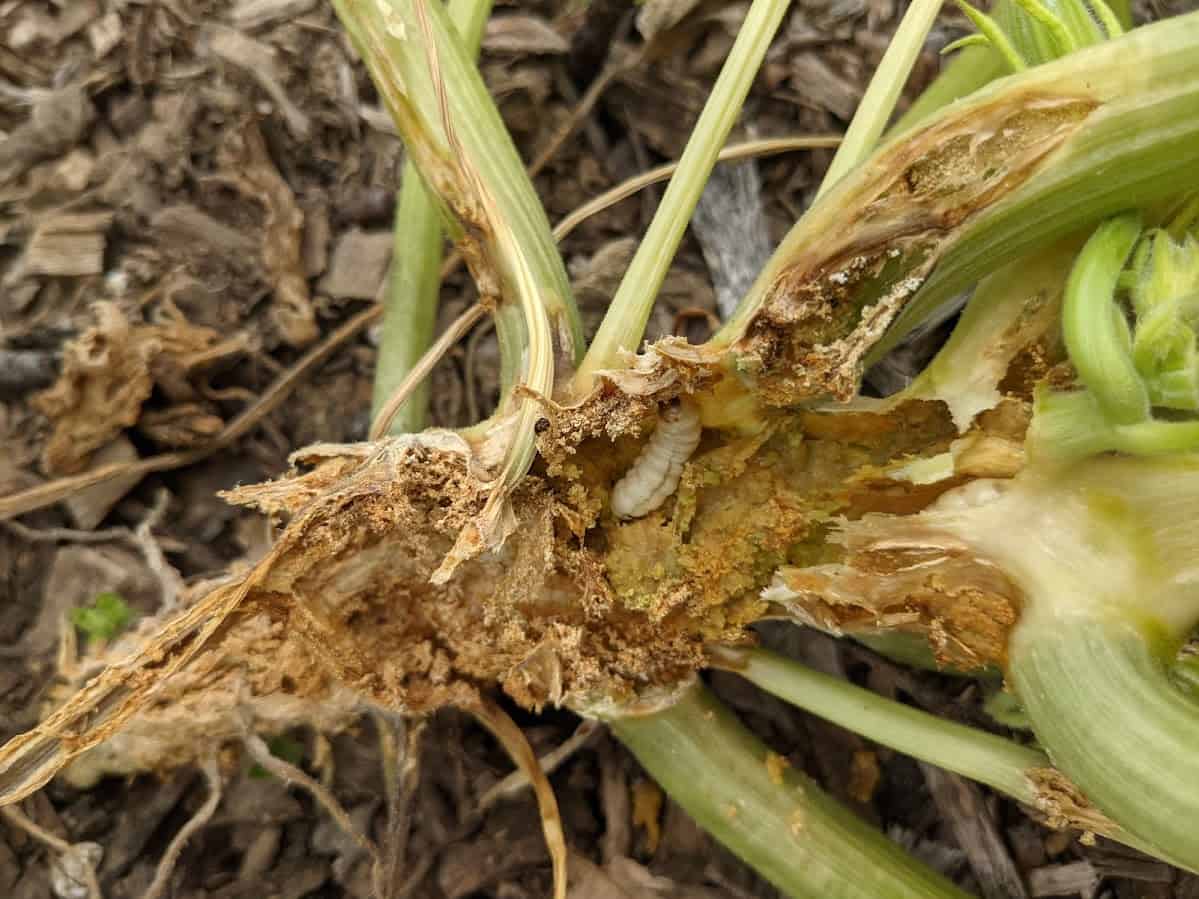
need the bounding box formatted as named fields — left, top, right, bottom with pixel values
left=371, top=0, right=493, bottom=435
left=1010, top=616, right=1199, bottom=869
left=608, top=682, right=971, bottom=899
left=817, top=0, right=945, bottom=197
left=712, top=646, right=1045, bottom=803
left=574, top=0, right=790, bottom=391
left=899, top=455, right=1199, bottom=868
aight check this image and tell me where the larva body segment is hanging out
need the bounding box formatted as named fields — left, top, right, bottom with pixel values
left=610, top=400, right=702, bottom=520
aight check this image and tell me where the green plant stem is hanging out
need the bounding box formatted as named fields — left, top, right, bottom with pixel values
left=1029, top=387, right=1199, bottom=460
left=896, top=454, right=1199, bottom=868
left=712, top=646, right=1045, bottom=803
left=335, top=0, right=586, bottom=567
left=372, top=174, right=443, bottom=434
left=955, top=0, right=1030, bottom=71
left=1010, top=615, right=1199, bottom=869
left=817, top=0, right=945, bottom=197
left=607, top=681, right=971, bottom=899
left=573, top=0, right=790, bottom=392
left=371, top=0, right=493, bottom=435
left=1061, top=213, right=1148, bottom=424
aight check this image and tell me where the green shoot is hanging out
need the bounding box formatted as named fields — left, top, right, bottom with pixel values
left=712, top=646, right=1164, bottom=855
left=1061, top=213, right=1148, bottom=424
left=573, top=0, right=791, bottom=391
left=70, top=592, right=134, bottom=643
left=711, top=646, right=1047, bottom=805
left=1032, top=210, right=1199, bottom=461
left=1010, top=0, right=1078, bottom=58
left=1087, top=0, right=1125, bottom=38
left=953, top=0, right=1029, bottom=72
left=372, top=170, right=446, bottom=436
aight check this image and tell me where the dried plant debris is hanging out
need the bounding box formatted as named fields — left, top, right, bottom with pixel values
left=214, top=121, right=319, bottom=347
left=5, top=211, right=112, bottom=281
left=32, top=304, right=157, bottom=476
left=31, top=303, right=233, bottom=475
left=0, top=87, right=94, bottom=185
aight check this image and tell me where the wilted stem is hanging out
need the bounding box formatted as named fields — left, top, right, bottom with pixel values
left=369, top=0, right=493, bottom=435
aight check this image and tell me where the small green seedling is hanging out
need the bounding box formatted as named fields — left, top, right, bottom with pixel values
left=70, top=592, right=134, bottom=643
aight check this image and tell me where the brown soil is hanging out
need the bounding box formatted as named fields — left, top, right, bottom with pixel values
left=2, top=1, right=1197, bottom=898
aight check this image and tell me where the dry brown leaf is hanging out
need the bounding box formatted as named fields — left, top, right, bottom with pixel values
left=32, top=302, right=226, bottom=476
left=231, top=0, right=318, bottom=29
left=217, top=121, right=319, bottom=347
left=62, top=437, right=144, bottom=530
left=0, top=87, right=93, bottom=184
left=318, top=229, right=393, bottom=301
left=150, top=205, right=258, bottom=258
left=635, top=0, right=705, bottom=40
left=33, top=304, right=157, bottom=476
left=138, top=404, right=225, bottom=448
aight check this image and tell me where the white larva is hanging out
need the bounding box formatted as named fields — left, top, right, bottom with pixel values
left=610, top=400, right=702, bottom=520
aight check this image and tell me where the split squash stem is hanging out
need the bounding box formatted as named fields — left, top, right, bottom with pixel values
left=607, top=681, right=972, bottom=899
left=370, top=0, right=493, bottom=435
left=713, top=10, right=1199, bottom=356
